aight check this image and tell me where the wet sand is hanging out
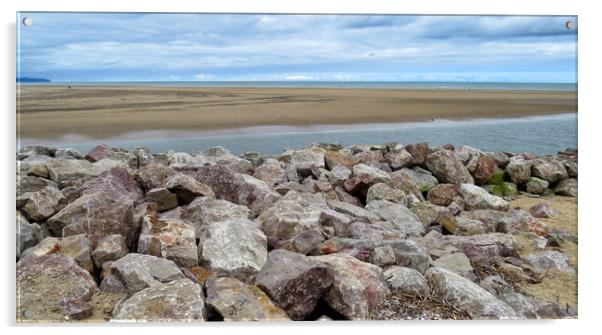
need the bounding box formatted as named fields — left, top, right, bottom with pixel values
left=17, top=85, right=577, bottom=140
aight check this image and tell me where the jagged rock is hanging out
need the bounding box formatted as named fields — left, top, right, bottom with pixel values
left=489, top=152, right=510, bottom=169
left=80, top=167, right=143, bottom=202
left=253, top=158, right=286, bottom=187
left=404, top=143, right=432, bottom=166
left=180, top=197, right=251, bottom=238
left=445, top=233, right=521, bottom=266
left=342, top=221, right=403, bottom=242
left=384, top=148, right=413, bottom=169
left=326, top=199, right=378, bottom=223
left=198, top=165, right=281, bottom=215
left=138, top=215, right=198, bottom=268
left=254, top=250, right=333, bottom=320
left=427, top=184, right=460, bottom=206
left=47, top=191, right=136, bottom=248
left=85, top=144, right=126, bottom=162
left=130, top=147, right=155, bottom=168
left=370, top=245, right=397, bottom=266
left=352, top=163, right=391, bottom=185
left=524, top=251, right=575, bottom=275
left=240, top=151, right=268, bottom=168
left=145, top=187, right=178, bottom=212
left=17, top=254, right=97, bottom=322
left=460, top=209, right=531, bottom=233
left=505, top=157, right=532, bottom=184
left=113, top=279, right=206, bottom=321
left=17, top=175, right=57, bottom=196
left=18, top=145, right=56, bottom=159
left=334, top=186, right=363, bottom=207
left=327, top=165, right=352, bottom=186
left=470, top=152, right=498, bottom=185
left=166, top=150, right=209, bottom=170
left=365, top=200, right=425, bottom=237
left=529, top=203, right=556, bottom=218
left=439, top=215, right=490, bottom=235
left=18, top=155, right=52, bottom=178
left=273, top=229, right=325, bottom=254
left=135, top=163, right=176, bottom=191
left=459, top=184, right=509, bottom=211
left=399, top=167, right=439, bottom=192
left=561, top=159, right=578, bottom=178
left=383, top=266, right=430, bottom=296
left=500, top=292, right=565, bottom=319
left=92, top=234, right=128, bottom=268
left=60, top=186, right=81, bottom=204
left=531, top=159, right=568, bottom=183
left=110, top=253, right=185, bottom=295
left=554, top=178, right=577, bottom=197
left=198, top=218, right=267, bottom=280
left=432, top=252, right=475, bottom=280
left=46, top=158, right=127, bottom=184
left=21, top=185, right=66, bottom=222
left=426, top=267, right=517, bottom=319
left=291, top=148, right=325, bottom=176
left=205, top=277, right=289, bottom=321
left=525, top=177, right=549, bottom=194
left=19, top=235, right=93, bottom=272
left=213, top=153, right=254, bottom=175
left=257, top=191, right=348, bottom=241
left=99, top=274, right=127, bottom=293
left=410, top=202, right=449, bottom=227
left=425, top=150, right=474, bottom=184
left=324, top=150, right=355, bottom=170
left=160, top=173, right=214, bottom=205
left=366, top=182, right=405, bottom=204
left=479, top=275, right=514, bottom=295
left=16, top=212, right=41, bottom=260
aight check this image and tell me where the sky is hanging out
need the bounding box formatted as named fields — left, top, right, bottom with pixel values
left=16, top=13, right=578, bottom=83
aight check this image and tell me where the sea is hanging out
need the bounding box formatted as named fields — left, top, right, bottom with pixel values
left=18, top=81, right=578, bottom=156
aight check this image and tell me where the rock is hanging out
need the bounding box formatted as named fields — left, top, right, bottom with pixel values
left=505, top=157, right=532, bottom=184
left=253, top=158, right=286, bottom=187
left=324, top=150, right=356, bottom=170
left=489, top=152, right=510, bottom=169
left=388, top=240, right=432, bottom=274
left=85, top=144, right=124, bottom=162
left=16, top=254, right=98, bottom=322
left=59, top=298, right=94, bottom=320
left=160, top=173, right=214, bottom=205
left=130, top=147, right=155, bottom=168
left=561, top=159, right=578, bottom=178
left=460, top=209, right=531, bottom=233
left=529, top=203, right=556, bottom=218
left=46, top=158, right=127, bottom=184
left=327, top=165, right=352, bottom=186
left=370, top=245, right=397, bottom=267
left=240, top=151, right=268, bottom=168
left=445, top=233, right=521, bottom=266
left=113, top=279, right=206, bottom=321
left=92, top=234, right=128, bottom=268
left=47, top=192, right=136, bottom=248
left=274, top=229, right=325, bottom=254
left=213, top=153, right=255, bottom=175
left=254, top=249, right=333, bottom=320
left=180, top=197, right=251, bottom=238
left=426, top=267, right=517, bottom=319
left=60, top=186, right=82, bottom=204
left=385, top=170, right=425, bottom=203
left=410, top=202, right=449, bottom=227
left=198, top=218, right=267, bottom=280
left=18, top=156, right=52, bottom=178
left=341, top=221, right=403, bottom=242
left=18, top=145, right=56, bottom=159
left=145, top=188, right=178, bottom=212
left=524, top=251, right=575, bottom=275
left=80, top=167, right=143, bottom=203
left=526, top=177, right=549, bottom=195
left=17, top=175, right=58, bottom=196
left=99, top=274, right=127, bottom=293
left=137, top=215, right=198, bottom=268
left=383, top=266, right=430, bottom=296
left=365, top=200, right=425, bottom=237
left=110, top=253, right=185, bottom=295
left=531, top=159, right=568, bottom=183
left=459, top=184, right=509, bottom=211
left=479, top=275, right=514, bottom=296
left=291, top=148, right=325, bottom=176
left=427, top=184, right=460, bottom=206
left=313, top=253, right=390, bottom=320
left=198, top=165, right=281, bottom=215
left=384, top=148, right=413, bottom=169
left=425, top=150, right=474, bottom=184
left=59, top=234, right=94, bottom=272
left=439, top=215, right=490, bottom=236
left=334, top=186, right=363, bottom=207
left=404, top=143, right=432, bottom=166
left=399, top=167, right=439, bottom=192
left=327, top=199, right=379, bottom=223
left=257, top=191, right=347, bottom=241
left=499, top=292, right=563, bottom=319
left=205, top=277, right=289, bottom=321
left=16, top=212, right=41, bottom=260
left=366, top=182, right=405, bottom=204
left=470, top=153, right=498, bottom=185
left=135, top=163, right=176, bottom=191
left=21, top=186, right=66, bottom=222
left=432, top=252, right=475, bottom=280
left=352, top=163, right=391, bottom=185
left=553, top=178, right=578, bottom=197
left=166, top=150, right=209, bottom=170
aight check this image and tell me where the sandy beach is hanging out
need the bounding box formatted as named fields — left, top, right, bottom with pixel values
left=17, top=85, right=577, bottom=140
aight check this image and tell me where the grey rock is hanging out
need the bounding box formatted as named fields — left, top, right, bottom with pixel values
left=479, top=275, right=514, bottom=295
left=138, top=215, right=198, bottom=268
left=91, top=234, right=128, bottom=268
left=145, top=187, right=178, bottom=212
left=431, top=252, right=475, bottom=280
left=291, top=148, right=325, bottom=176
left=54, top=148, right=83, bottom=160
left=160, top=173, right=214, bottom=205
left=21, top=185, right=66, bottom=222
left=383, top=266, right=430, bottom=296
left=505, top=157, right=532, bottom=184
left=180, top=197, right=251, bottom=238
left=531, top=159, right=568, bottom=183
left=16, top=211, right=41, bottom=260
left=425, top=150, right=474, bottom=184
left=526, top=177, right=549, bottom=195
left=459, top=183, right=509, bottom=211
left=529, top=203, right=556, bottom=218
left=366, top=182, right=405, bottom=204
left=554, top=178, right=577, bottom=197
left=253, top=158, right=286, bottom=187
left=524, top=250, right=575, bottom=275
left=110, top=253, right=185, bottom=295
left=365, top=200, right=425, bottom=237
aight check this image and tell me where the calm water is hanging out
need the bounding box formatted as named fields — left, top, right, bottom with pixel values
left=26, top=81, right=578, bottom=92
left=20, top=114, right=577, bottom=156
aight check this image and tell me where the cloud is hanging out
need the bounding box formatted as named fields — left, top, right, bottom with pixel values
left=194, top=73, right=216, bottom=80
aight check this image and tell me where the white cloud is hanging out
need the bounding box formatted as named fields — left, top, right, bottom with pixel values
left=284, top=75, right=315, bottom=81
left=194, top=73, right=216, bottom=80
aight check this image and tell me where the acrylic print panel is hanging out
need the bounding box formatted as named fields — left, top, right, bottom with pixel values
left=16, top=12, right=577, bottom=322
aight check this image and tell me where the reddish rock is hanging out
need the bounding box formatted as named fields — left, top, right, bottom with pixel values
left=529, top=203, right=556, bottom=218
left=404, top=143, right=432, bottom=166
left=135, top=163, right=176, bottom=191
left=160, top=173, right=214, bottom=205
left=472, top=153, right=498, bottom=185
left=427, top=184, right=460, bottom=206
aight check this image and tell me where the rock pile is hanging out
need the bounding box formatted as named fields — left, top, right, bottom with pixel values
left=16, top=143, right=578, bottom=321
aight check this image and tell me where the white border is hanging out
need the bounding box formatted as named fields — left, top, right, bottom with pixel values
left=3, top=1, right=601, bottom=335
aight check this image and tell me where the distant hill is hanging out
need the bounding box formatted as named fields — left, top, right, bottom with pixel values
left=17, top=77, right=51, bottom=83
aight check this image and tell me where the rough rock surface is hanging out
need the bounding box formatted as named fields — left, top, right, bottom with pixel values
left=21, top=186, right=66, bottom=222
left=255, top=250, right=333, bottom=320
left=365, top=200, right=425, bottom=237
left=137, top=215, right=198, bottom=267
left=110, top=253, right=185, bottom=295
left=180, top=197, right=251, bottom=237
left=160, top=173, right=214, bottom=205
left=16, top=212, right=41, bottom=260
left=425, top=150, right=474, bottom=184
left=92, top=234, right=128, bottom=268
left=383, top=266, right=430, bottom=296
left=459, top=184, right=509, bottom=211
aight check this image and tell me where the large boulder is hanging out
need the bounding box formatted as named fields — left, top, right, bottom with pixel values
left=180, top=197, right=251, bottom=238
left=524, top=251, right=575, bottom=275
left=459, top=184, right=509, bottom=211
left=137, top=215, right=198, bottom=268
left=254, top=250, right=333, bottom=320
left=80, top=167, right=143, bottom=203
left=145, top=188, right=178, bottom=212
left=470, top=153, right=498, bottom=185
left=313, top=253, right=390, bottom=320
left=135, top=163, right=176, bottom=191
left=47, top=192, right=136, bottom=248
left=505, top=157, right=532, bottom=184
left=384, top=147, right=413, bottom=170
left=198, top=165, right=281, bottom=215
left=387, top=170, right=426, bottom=201
left=91, top=234, right=128, bottom=268
left=17, top=254, right=98, bottom=322
left=110, top=253, right=186, bottom=295
left=17, top=175, right=57, bottom=196
left=366, top=183, right=405, bottom=204
left=398, top=167, right=439, bottom=192
left=46, top=158, right=127, bottom=185
left=426, top=267, right=517, bottom=319
left=383, top=266, right=430, bottom=296
left=352, top=163, right=391, bottom=185
left=198, top=218, right=267, bottom=280
left=526, top=177, right=549, bottom=195
left=554, top=178, right=577, bottom=197
left=427, top=183, right=460, bottom=206
left=253, top=158, right=287, bottom=187
left=404, top=143, right=432, bottom=166
left=16, top=212, right=41, bottom=260
left=291, top=148, right=325, bottom=176
left=205, top=277, right=289, bottom=321
left=425, top=150, right=474, bottom=184
left=113, top=279, right=206, bottom=321
left=365, top=200, right=425, bottom=237
left=327, top=199, right=379, bottom=223
left=21, top=185, right=66, bottom=222
left=531, top=159, right=568, bottom=183
left=160, top=173, right=214, bottom=205
left=431, top=252, right=475, bottom=280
